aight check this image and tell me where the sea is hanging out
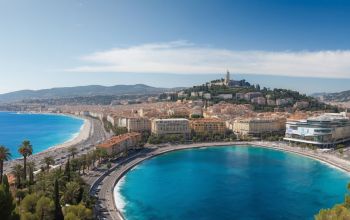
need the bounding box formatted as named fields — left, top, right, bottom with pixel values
left=0, top=111, right=84, bottom=159
left=115, top=145, right=350, bottom=220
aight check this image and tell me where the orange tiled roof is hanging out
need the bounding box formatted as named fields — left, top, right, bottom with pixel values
left=98, top=132, right=140, bottom=148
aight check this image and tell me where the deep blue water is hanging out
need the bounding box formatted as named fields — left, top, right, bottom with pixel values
left=115, top=146, right=350, bottom=220
left=0, top=111, right=84, bottom=159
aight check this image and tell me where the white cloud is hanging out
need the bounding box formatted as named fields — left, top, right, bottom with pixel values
left=67, top=41, right=350, bottom=78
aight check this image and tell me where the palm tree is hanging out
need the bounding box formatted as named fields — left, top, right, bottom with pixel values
left=0, top=145, right=11, bottom=183
left=18, top=140, right=33, bottom=181
left=43, top=156, right=55, bottom=171
left=12, top=164, right=23, bottom=188
left=27, top=161, right=35, bottom=184
left=68, top=146, right=78, bottom=159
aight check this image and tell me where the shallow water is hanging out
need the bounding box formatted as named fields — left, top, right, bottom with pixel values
left=0, top=112, right=84, bottom=158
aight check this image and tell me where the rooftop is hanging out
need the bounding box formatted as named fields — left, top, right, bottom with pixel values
left=98, top=132, right=140, bottom=148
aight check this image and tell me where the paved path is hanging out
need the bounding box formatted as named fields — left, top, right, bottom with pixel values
left=91, top=141, right=350, bottom=220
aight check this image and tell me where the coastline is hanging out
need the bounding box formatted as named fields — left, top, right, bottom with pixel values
left=3, top=113, right=93, bottom=173
left=43, top=116, right=91, bottom=151
left=93, top=141, right=350, bottom=220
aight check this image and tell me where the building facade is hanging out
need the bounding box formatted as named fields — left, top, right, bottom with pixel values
left=97, top=132, right=142, bottom=155
left=190, top=118, right=226, bottom=134
left=126, top=117, right=151, bottom=132
left=233, top=117, right=286, bottom=136
left=284, top=112, right=350, bottom=146
left=151, top=118, right=190, bottom=135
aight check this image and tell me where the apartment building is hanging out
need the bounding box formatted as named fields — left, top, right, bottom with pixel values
left=151, top=118, right=190, bottom=135
left=126, top=117, right=151, bottom=132
left=97, top=132, right=142, bottom=155
left=233, top=117, right=286, bottom=136
left=190, top=118, right=226, bottom=134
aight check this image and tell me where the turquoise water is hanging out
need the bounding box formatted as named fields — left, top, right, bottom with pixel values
left=0, top=111, right=84, bottom=159
left=115, top=146, right=350, bottom=220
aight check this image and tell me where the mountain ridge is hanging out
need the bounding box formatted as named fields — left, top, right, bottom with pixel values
left=0, top=84, right=182, bottom=103
left=312, top=90, right=350, bottom=102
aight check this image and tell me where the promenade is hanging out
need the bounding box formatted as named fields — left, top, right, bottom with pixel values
left=89, top=141, right=350, bottom=220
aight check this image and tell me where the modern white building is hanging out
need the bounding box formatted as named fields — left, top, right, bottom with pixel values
left=284, top=112, right=350, bottom=147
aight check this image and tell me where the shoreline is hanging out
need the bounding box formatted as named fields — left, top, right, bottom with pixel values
left=3, top=113, right=93, bottom=172
left=95, top=141, right=350, bottom=220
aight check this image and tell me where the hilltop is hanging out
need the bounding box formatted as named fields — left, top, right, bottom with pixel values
left=160, top=72, right=339, bottom=112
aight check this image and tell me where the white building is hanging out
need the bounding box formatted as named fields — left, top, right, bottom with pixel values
left=284, top=112, right=350, bottom=147
left=151, top=118, right=190, bottom=135
left=251, top=97, right=266, bottom=105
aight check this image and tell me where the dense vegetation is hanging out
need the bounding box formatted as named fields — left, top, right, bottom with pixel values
left=315, top=183, right=350, bottom=219
left=0, top=141, right=111, bottom=220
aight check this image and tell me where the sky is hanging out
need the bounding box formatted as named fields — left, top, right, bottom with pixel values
left=1, top=0, right=350, bottom=94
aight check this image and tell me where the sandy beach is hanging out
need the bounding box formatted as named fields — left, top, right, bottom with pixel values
left=3, top=114, right=109, bottom=174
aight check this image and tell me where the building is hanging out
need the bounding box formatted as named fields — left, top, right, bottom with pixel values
left=233, top=117, right=286, bottom=136
left=284, top=112, right=350, bottom=147
left=236, top=93, right=245, bottom=100
left=276, top=98, right=293, bottom=106
left=177, top=91, right=188, bottom=98
left=293, top=101, right=309, bottom=109
left=126, top=117, right=151, bottom=132
left=267, top=99, right=276, bottom=106
left=97, top=132, right=142, bottom=155
left=251, top=97, right=266, bottom=105
left=244, top=92, right=262, bottom=101
left=191, top=92, right=199, bottom=97
left=224, top=70, right=230, bottom=86
left=203, top=93, right=211, bottom=100
left=217, top=94, right=233, bottom=100
left=151, top=118, right=190, bottom=135
left=190, top=118, right=226, bottom=134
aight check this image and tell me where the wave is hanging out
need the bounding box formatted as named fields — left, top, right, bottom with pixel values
left=113, top=176, right=127, bottom=213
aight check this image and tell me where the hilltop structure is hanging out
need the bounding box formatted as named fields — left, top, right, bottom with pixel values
left=209, top=70, right=250, bottom=88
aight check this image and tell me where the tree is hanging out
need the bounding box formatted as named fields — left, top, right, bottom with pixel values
left=63, top=181, right=81, bottom=205
left=68, top=147, right=78, bottom=159
left=18, top=140, right=33, bottom=181
left=21, top=194, right=39, bottom=217
left=0, top=145, right=11, bottom=183
left=54, top=179, right=64, bottom=220
left=64, top=158, right=71, bottom=182
left=12, top=164, right=23, bottom=188
left=27, top=161, right=35, bottom=185
left=0, top=174, right=16, bottom=220
left=63, top=203, right=93, bottom=220
left=42, top=156, right=54, bottom=171
left=315, top=182, right=350, bottom=219
left=15, top=189, right=27, bottom=204
left=36, top=196, right=54, bottom=220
